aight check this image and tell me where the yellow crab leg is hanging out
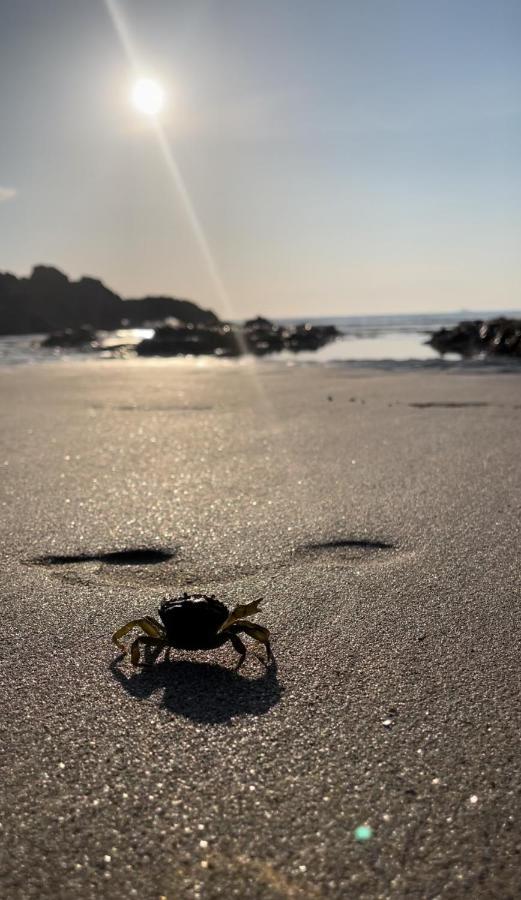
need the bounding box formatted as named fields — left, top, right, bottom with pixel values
left=216, top=598, right=263, bottom=634
left=130, top=635, right=167, bottom=667
left=112, top=617, right=164, bottom=653
left=142, top=615, right=165, bottom=632
left=235, top=620, right=273, bottom=663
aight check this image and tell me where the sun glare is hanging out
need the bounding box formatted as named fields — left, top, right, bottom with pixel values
left=131, top=78, right=165, bottom=116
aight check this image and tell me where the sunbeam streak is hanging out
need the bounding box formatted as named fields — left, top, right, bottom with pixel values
left=103, top=0, right=249, bottom=350
left=152, top=122, right=245, bottom=339
left=104, top=0, right=140, bottom=70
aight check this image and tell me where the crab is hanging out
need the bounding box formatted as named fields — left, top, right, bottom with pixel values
left=112, top=593, right=273, bottom=669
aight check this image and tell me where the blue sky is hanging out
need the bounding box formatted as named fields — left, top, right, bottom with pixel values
left=0, top=0, right=519, bottom=317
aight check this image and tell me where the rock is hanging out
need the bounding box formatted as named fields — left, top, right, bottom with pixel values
left=244, top=316, right=275, bottom=330
left=136, top=324, right=241, bottom=357
left=427, top=318, right=521, bottom=358
left=41, top=326, right=98, bottom=348
left=121, top=296, right=219, bottom=328
left=427, top=321, right=484, bottom=357
left=479, top=317, right=521, bottom=357
left=245, top=316, right=340, bottom=356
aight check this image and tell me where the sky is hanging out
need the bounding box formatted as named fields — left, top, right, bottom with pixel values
left=0, top=0, right=519, bottom=319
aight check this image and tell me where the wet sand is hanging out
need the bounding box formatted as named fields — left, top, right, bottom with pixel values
left=1, top=360, right=520, bottom=899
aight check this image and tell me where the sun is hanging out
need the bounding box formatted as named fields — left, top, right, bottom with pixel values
left=131, top=78, right=165, bottom=116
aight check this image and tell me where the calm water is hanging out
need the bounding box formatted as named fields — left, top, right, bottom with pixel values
left=1, top=312, right=519, bottom=367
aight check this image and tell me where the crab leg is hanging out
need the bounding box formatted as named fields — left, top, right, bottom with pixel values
left=229, top=633, right=247, bottom=670
left=112, top=617, right=165, bottom=653
left=129, top=635, right=167, bottom=667
left=233, top=620, right=273, bottom=664
left=216, top=598, right=263, bottom=634
left=143, top=615, right=164, bottom=632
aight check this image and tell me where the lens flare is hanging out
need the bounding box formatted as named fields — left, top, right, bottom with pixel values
left=354, top=825, right=373, bottom=842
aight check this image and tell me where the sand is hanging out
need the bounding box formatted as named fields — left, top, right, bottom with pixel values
left=1, top=359, right=520, bottom=899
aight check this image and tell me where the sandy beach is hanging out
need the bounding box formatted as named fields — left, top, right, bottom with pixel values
left=1, top=359, right=520, bottom=899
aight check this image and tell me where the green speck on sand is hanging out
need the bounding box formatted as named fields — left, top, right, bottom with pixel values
left=354, top=825, right=373, bottom=842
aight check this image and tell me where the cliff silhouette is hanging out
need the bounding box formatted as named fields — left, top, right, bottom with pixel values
left=0, top=265, right=219, bottom=334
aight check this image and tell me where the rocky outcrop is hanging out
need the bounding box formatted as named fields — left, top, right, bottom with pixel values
left=120, top=296, right=219, bottom=328
left=41, top=326, right=98, bottom=348
left=137, top=323, right=241, bottom=357
left=427, top=318, right=521, bottom=358
left=0, top=265, right=219, bottom=334
left=243, top=318, right=339, bottom=355
left=136, top=318, right=340, bottom=357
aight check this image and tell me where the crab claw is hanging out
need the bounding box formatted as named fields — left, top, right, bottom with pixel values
left=217, top=597, right=263, bottom=633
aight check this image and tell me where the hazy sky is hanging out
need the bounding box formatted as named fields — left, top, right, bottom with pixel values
left=0, top=0, right=519, bottom=318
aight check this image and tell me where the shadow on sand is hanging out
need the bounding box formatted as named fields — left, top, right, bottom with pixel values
left=29, top=548, right=176, bottom=566
left=302, top=538, right=393, bottom=552
left=110, top=657, right=282, bottom=724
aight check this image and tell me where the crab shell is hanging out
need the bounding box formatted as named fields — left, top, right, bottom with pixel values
left=159, top=593, right=230, bottom=650
left=112, top=593, right=272, bottom=668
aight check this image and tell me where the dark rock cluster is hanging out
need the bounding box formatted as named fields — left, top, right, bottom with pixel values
left=244, top=317, right=339, bottom=355
left=136, top=323, right=239, bottom=357
left=40, top=326, right=98, bottom=348
left=136, top=317, right=340, bottom=357
left=427, top=317, right=521, bottom=359
left=0, top=265, right=218, bottom=334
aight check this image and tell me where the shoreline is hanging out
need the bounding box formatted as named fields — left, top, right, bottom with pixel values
left=2, top=354, right=521, bottom=377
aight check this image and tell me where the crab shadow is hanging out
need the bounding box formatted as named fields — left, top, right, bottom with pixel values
left=110, top=656, right=282, bottom=724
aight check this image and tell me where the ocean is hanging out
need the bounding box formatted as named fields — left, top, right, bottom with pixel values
left=1, top=311, right=519, bottom=367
